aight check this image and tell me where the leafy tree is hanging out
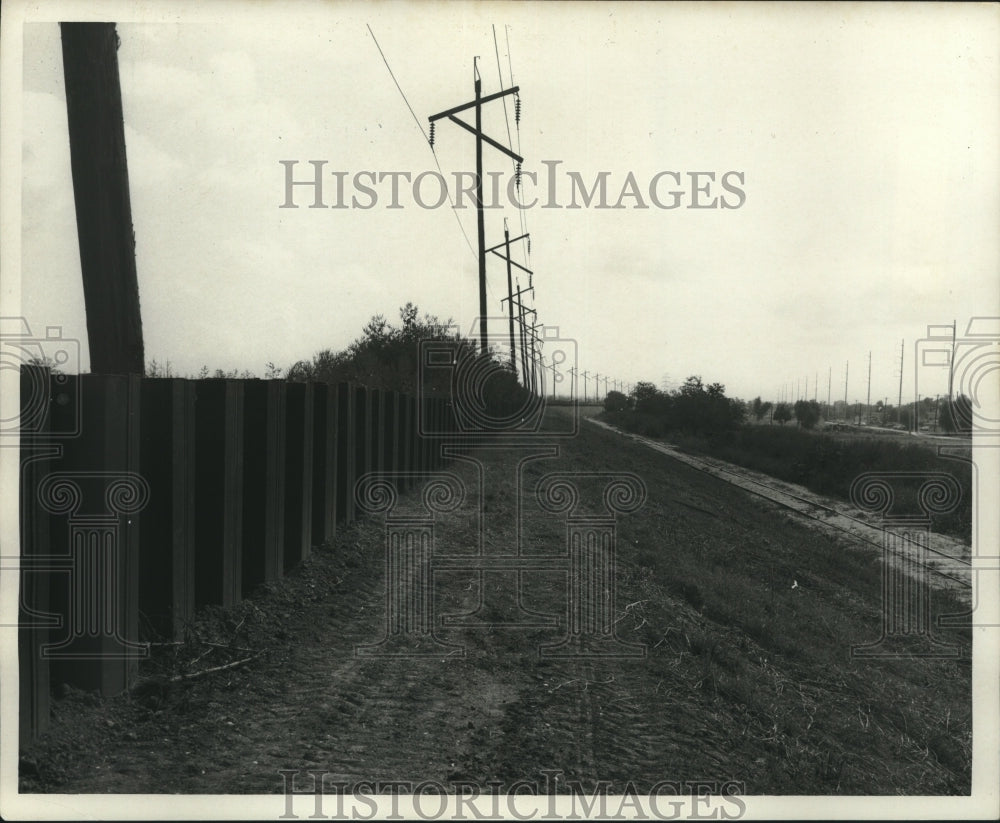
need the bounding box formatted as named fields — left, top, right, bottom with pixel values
left=939, top=395, right=973, bottom=434
left=669, top=375, right=743, bottom=434
left=793, top=399, right=821, bottom=429
left=604, top=390, right=629, bottom=412
left=773, top=403, right=792, bottom=425
left=679, top=375, right=704, bottom=396
left=751, top=396, right=773, bottom=421
left=898, top=406, right=913, bottom=430
left=630, top=381, right=662, bottom=414
left=144, top=358, right=174, bottom=378
left=622, top=374, right=744, bottom=434
left=287, top=303, right=461, bottom=394
left=285, top=303, right=530, bottom=412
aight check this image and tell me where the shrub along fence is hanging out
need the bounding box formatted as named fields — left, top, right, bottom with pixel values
left=18, top=369, right=455, bottom=742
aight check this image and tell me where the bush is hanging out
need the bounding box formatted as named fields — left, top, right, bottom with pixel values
left=609, top=375, right=744, bottom=437
left=939, top=395, right=973, bottom=434
left=794, top=400, right=821, bottom=429
left=604, top=390, right=629, bottom=412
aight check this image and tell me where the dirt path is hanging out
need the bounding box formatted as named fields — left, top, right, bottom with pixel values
left=21, top=412, right=972, bottom=797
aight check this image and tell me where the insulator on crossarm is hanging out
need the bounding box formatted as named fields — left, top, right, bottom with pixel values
left=429, top=121, right=435, bottom=148
left=527, top=236, right=531, bottom=255
left=515, top=162, right=522, bottom=188
left=515, top=94, right=521, bottom=124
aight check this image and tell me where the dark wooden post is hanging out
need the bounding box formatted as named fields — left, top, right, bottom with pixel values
left=336, top=383, right=356, bottom=524
left=19, top=368, right=57, bottom=741
left=45, top=374, right=145, bottom=695
left=194, top=380, right=244, bottom=608
left=242, top=380, right=286, bottom=590
left=386, top=391, right=400, bottom=477
left=371, top=389, right=385, bottom=471
left=284, top=382, right=315, bottom=570
left=60, top=23, right=144, bottom=374
left=355, top=386, right=371, bottom=485
left=311, top=382, right=338, bottom=546
left=139, top=378, right=197, bottom=640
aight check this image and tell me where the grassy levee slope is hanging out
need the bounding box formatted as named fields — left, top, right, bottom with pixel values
left=503, top=414, right=971, bottom=794
left=601, top=411, right=972, bottom=543
left=20, top=409, right=971, bottom=796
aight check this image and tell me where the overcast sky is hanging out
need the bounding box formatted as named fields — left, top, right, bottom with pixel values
left=13, top=1, right=1000, bottom=403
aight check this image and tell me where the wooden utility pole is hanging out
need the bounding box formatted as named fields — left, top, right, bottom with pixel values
left=866, top=350, right=872, bottom=424
left=515, top=296, right=528, bottom=386
left=844, top=361, right=849, bottom=421
left=61, top=22, right=144, bottom=374
left=502, top=283, right=533, bottom=387
left=527, top=319, right=541, bottom=395
left=489, top=221, right=531, bottom=375
left=948, top=320, right=956, bottom=401
left=581, top=370, right=590, bottom=403
left=429, top=61, right=522, bottom=354
left=898, top=339, right=904, bottom=417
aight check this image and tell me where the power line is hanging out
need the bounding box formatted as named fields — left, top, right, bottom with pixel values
left=366, top=24, right=426, bottom=142
left=493, top=25, right=529, bottom=273
left=505, top=25, right=530, bottom=271
left=493, top=26, right=516, bottom=171
left=366, top=25, right=478, bottom=263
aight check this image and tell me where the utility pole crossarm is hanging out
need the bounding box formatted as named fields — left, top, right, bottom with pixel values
left=446, top=115, right=524, bottom=163
left=490, top=250, right=533, bottom=276
left=485, top=233, right=529, bottom=254
left=501, top=285, right=533, bottom=308
left=429, top=67, right=523, bottom=354
left=428, top=85, right=520, bottom=122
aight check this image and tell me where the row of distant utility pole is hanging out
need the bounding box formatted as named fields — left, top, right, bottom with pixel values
left=560, top=371, right=632, bottom=403
left=774, top=323, right=958, bottom=427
